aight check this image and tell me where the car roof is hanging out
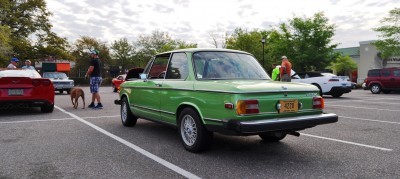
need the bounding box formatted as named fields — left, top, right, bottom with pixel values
left=0, top=68, right=41, bottom=78
left=156, top=48, right=252, bottom=56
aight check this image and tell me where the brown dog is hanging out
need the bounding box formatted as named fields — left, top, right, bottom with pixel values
left=70, top=88, right=85, bottom=109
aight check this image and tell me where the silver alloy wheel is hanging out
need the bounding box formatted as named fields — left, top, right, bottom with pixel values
left=371, top=85, right=380, bottom=93
left=121, top=101, right=127, bottom=123
left=180, top=114, right=197, bottom=146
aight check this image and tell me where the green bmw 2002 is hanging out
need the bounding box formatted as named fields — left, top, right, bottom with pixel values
left=115, top=48, right=338, bottom=152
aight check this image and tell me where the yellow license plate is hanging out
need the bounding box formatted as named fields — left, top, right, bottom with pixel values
left=279, top=99, right=298, bottom=113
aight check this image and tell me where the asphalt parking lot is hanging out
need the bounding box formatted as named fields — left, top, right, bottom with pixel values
left=1, top=87, right=399, bottom=178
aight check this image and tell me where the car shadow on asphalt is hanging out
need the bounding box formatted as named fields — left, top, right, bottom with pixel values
left=0, top=107, right=45, bottom=116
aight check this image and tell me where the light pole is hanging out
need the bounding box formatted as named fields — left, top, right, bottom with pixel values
left=261, top=38, right=265, bottom=68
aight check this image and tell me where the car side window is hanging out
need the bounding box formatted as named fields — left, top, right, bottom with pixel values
left=394, top=70, right=400, bottom=77
left=368, top=69, right=380, bottom=77
left=148, top=54, right=170, bottom=79
left=382, top=70, right=390, bottom=77
left=166, top=53, right=189, bottom=80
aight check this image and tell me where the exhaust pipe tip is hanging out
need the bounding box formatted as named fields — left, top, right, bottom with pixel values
left=288, top=131, right=300, bottom=137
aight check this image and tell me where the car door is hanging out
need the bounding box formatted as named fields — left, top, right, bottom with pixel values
left=380, top=69, right=395, bottom=88
left=392, top=69, right=400, bottom=88
left=159, top=52, right=192, bottom=124
left=131, top=54, right=170, bottom=121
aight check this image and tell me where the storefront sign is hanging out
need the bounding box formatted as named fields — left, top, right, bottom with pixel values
left=386, top=57, right=400, bottom=63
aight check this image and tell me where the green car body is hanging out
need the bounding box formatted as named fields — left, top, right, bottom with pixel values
left=115, top=48, right=338, bottom=152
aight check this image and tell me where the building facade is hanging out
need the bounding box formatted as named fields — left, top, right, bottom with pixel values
left=336, top=40, right=400, bottom=84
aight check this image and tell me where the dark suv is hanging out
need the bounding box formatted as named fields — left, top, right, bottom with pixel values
left=364, top=68, right=400, bottom=94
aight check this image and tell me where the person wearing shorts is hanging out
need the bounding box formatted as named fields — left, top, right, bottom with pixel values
left=85, top=50, right=103, bottom=109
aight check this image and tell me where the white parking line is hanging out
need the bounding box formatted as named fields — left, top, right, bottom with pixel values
left=325, top=101, right=400, bottom=105
left=301, top=133, right=393, bottom=151
left=0, top=118, right=74, bottom=124
left=327, top=104, right=400, bottom=112
left=327, top=97, right=400, bottom=102
left=84, top=115, right=119, bottom=119
left=0, top=115, right=120, bottom=124
left=340, top=116, right=400, bottom=125
left=54, top=105, right=201, bottom=179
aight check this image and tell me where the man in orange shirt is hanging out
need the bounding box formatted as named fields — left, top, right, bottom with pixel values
left=280, top=56, right=292, bottom=82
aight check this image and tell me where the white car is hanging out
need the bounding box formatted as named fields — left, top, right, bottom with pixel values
left=291, top=71, right=352, bottom=97
left=43, top=72, right=74, bottom=94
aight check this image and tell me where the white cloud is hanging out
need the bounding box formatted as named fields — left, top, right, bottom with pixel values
left=46, top=0, right=397, bottom=48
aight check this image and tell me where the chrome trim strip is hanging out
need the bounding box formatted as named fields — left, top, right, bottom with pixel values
left=239, top=113, right=337, bottom=125
left=131, top=104, right=175, bottom=115
left=123, top=86, right=316, bottom=94
left=238, top=109, right=320, bottom=116
left=204, top=118, right=223, bottom=122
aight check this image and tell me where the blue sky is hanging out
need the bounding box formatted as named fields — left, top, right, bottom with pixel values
left=46, top=0, right=397, bottom=48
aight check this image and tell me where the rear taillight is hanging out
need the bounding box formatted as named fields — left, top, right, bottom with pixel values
left=328, top=79, right=339, bottom=82
left=32, top=79, right=51, bottom=86
left=32, top=80, right=41, bottom=87
left=236, top=100, right=259, bottom=115
left=41, top=80, right=51, bottom=86
left=313, top=96, right=324, bottom=109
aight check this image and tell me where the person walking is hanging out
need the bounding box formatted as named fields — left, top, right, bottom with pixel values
left=271, top=63, right=280, bottom=81
left=21, top=60, right=35, bottom=70
left=85, top=50, right=103, bottom=109
left=7, top=57, right=19, bottom=69
left=280, top=56, right=292, bottom=82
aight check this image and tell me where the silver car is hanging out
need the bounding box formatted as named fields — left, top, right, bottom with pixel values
left=43, top=72, right=74, bottom=94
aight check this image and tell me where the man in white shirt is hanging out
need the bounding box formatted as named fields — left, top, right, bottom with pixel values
left=22, top=60, right=35, bottom=70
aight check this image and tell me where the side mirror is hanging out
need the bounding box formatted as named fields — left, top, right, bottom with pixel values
left=140, top=73, right=147, bottom=80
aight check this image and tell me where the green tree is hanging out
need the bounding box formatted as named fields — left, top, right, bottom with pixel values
left=373, top=8, right=400, bottom=58
left=0, top=0, right=71, bottom=62
left=133, top=30, right=197, bottom=67
left=111, top=38, right=135, bottom=70
left=0, top=25, right=12, bottom=66
left=287, top=12, right=338, bottom=72
left=35, top=32, right=74, bottom=62
left=225, top=28, right=270, bottom=69
left=71, top=36, right=112, bottom=77
left=226, top=12, right=338, bottom=73
left=329, top=55, right=357, bottom=76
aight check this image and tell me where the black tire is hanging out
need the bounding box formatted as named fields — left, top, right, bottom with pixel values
left=331, top=92, right=343, bottom=98
left=66, top=89, right=71, bottom=94
left=259, top=132, right=287, bottom=142
left=41, top=104, right=54, bottom=113
left=59, top=90, right=63, bottom=94
left=178, top=108, right=213, bottom=153
left=370, top=84, right=381, bottom=94
left=382, top=89, right=391, bottom=94
left=120, top=97, right=137, bottom=126
left=112, top=84, right=117, bottom=92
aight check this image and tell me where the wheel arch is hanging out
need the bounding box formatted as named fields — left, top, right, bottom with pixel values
left=120, top=94, right=129, bottom=103
left=368, top=81, right=382, bottom=88
left=311, top=83, right=323, bottom=94
left=176, top=103, right=205, bottom=124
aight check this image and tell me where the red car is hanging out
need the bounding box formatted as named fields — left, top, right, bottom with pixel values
left=0, top=69, right=55, bottom=113
left=364, top=68, right=400, bottom=94
left=112, top=74, right=126, bottom=92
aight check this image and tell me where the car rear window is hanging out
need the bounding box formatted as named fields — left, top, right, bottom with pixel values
left=367, top=69, right=380, bottom=77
